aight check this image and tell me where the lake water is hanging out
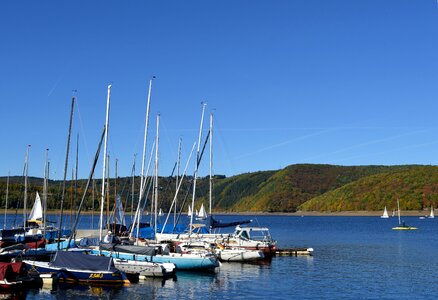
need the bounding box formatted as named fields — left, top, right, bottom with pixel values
left=3, top=214, right=438, bottom=299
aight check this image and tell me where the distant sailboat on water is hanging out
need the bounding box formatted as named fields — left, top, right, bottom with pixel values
left=187, top=205, right=192, bottom=217
left=196, top=203, right=208, bottom=220
left=381, top=206, right=389, bottom=219
left=429, top=206, right=435, bottom=219
left=392, top=199, right=417, bottom=230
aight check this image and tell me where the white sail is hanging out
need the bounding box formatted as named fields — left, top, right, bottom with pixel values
left=196, top=203, right=208, bottom=220
left=158, top=208, right=164, bottom=217
left=187, top=205, right=192, bottom=217
left=28, top=192, right=43, bottom=221
left=381, top=206, right=389, bottom=218
left=430, top=206, right=435, bottom=219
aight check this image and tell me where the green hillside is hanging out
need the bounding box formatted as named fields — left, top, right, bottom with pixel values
left=298, top=166, right=438, bottom=212
left=225, top=164, right=413, bottom=212
left=0, top=164, right=435, bottom=213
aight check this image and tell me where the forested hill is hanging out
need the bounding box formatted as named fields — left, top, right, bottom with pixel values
left=0, top=164, right=436, bottom=213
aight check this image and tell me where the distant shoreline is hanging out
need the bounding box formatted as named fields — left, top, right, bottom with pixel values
left=213, top=210, right=430, bottom=217
left=5, top=209, right=431, bottom=217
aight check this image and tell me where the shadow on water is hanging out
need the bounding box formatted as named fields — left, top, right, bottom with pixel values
left=0, top=290, right=28, bottom=300
left=27, top=283, right=125, bottom=300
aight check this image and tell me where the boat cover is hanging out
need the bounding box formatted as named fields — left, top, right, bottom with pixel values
left=50, top=251, right=116, bottom=272
left=79, top=237, right=100, bottom=247
left=0, top=262, right=27, bottom=280
left=209, top=216, right=252, bottom=229
left=99, top=243, right=157, bottom=256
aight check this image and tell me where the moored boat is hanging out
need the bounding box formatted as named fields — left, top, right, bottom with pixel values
left=91, top=245, right=220, bottom=272
left=113, top=259, right=176, bottom=278
left=215, top=225, right=277, bottom=257
left=23, top=251, right=130, bottom=285
left=215, top=246, right=264, bottom=262
left=0, top=261, right=33, bottom=290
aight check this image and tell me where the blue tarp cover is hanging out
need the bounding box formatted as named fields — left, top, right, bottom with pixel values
left=51, top=251, right=116, bottom=272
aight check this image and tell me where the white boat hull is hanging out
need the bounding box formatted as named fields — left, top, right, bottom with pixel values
left=216, top=248, right=264, bottom=262
left=113, top=259, right=175, bottom=278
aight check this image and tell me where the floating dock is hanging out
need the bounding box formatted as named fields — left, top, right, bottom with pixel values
left=275, top=247, right=313, bottom=256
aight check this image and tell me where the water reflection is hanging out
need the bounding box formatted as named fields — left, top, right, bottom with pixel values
left=0, top=290, right=27, bottom=300
left=36, top=284, right=125, bottom=300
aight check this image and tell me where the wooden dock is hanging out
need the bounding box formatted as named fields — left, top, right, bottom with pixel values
left=275, top=247, right=313, bottom=256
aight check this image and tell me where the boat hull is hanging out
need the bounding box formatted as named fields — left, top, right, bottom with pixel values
left=113, top=259, right=175, bottom=277
left=392, top=226, right=417, bottom=230
left=216, top=249, right=264, bottom=262
left=23, top=260, right=129, bottom=285
left=91, top=249, right=219, bottom=272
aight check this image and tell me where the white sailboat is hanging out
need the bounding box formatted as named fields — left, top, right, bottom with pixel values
left=28, top=192, right=43, bottom=223
left=158, top=208, right=164, bottom=217
left=381, top=206, right=389, bottom=219
left=392, top=199, right=417, bottom=230
left=429, top=206, right=435, bottom=219
left=187, top=205, right=192, bottom=217
left=196, top=203, right=208, bottom=220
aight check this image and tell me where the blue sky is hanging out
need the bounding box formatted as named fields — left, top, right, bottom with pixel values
left=1, top=0, right=438, bottom=180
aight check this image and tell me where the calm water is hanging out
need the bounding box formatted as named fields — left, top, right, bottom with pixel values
left=3, top=214, right=438, bottom=299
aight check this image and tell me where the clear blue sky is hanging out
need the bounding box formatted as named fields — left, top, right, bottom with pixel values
left=1, top=0, right=438, bottom=180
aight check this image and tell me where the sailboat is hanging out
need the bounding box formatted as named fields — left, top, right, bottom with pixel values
left=429, top=206, right=435, bottom=219
left=392, top=199, right=417, bottom=230
left=108, top=194, right=127, bottom=234
left=27, top=192, right=43, bottom=225
left=380, top=206, right=389, bottom=219
left=158, top=208, right=164, bottom=217
left=196, top=203, right=208, bottom=220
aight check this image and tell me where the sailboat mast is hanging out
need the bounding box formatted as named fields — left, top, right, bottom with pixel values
left=140, top=78, right=154, bottom=198
left=114, top=158, right=118, bottom=232
left=189, top=103, right=207, bottom=236
left=154, top=114, right=160, bottom=235
left=23, top=144, right=30, bottom=228
left=397, top=199, right=401, bottom=225
left=175, top=138, right=181, bottom=226
left=106, top=155, right=110, bottom=229
left=131, top=154, right=136, bottom=222
left=3, top=172, right=9, bottom=229
left=161, top=142, right=196, bottom=234
left=91, top=177, right=95, bottom=229
left=130, top=77, right=154, bottom=240
left=57, top=96, right=74, bottom=248
left=209, top=113, right=213, bottom=216
left=74, top=134, right=79, bottom=224
left=67, top=126, right=105, bottom=247
left=43, top=149, right=49, bottom=238
left=99, top=85, right=111, bottom=242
